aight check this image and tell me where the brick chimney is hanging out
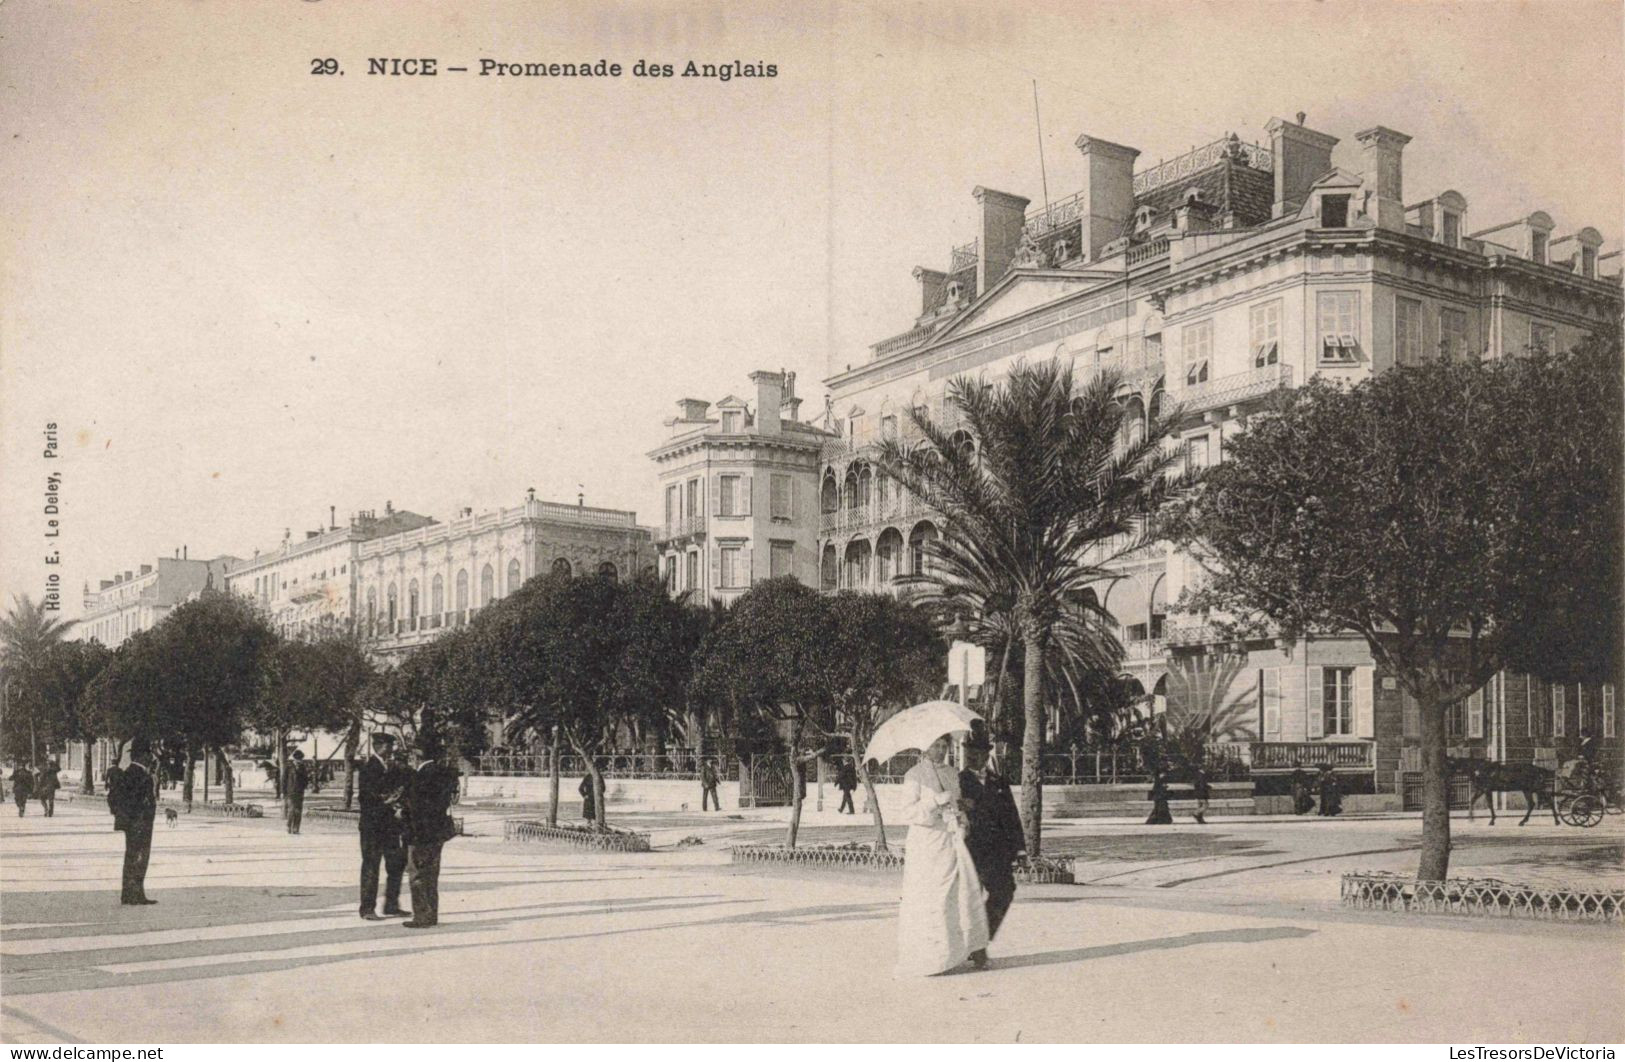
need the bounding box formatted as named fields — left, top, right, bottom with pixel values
left=1073, top=136, right=1140, bottom=260
left=749, top=370, right=785, bottom=436
left=912, top=267, right=947, bottom=317
left=972, top=186, right=1031, bottom=291
left=1267, top=114, right=1339, bottom=219
left=1355, top=125, right=1411, bottom=233
left=677, top=398, right=710, bottom=422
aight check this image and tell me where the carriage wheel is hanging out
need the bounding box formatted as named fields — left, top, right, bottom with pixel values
left=1571, top=794, right=1604, bottom=828
left=1556, top=794, right=1581, bottom=827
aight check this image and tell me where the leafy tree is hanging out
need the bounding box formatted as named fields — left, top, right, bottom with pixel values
left=826, top=591, right=945, bottom=851
left=26, top=640, right=114, bottom=791
left=1175, top=338, right=1622, bottom=880
left=879, top=359, right=1187, bottom=854
left=252, top=634, right=375, bottom=807
left=692, top=578, right=846, bottom=847
left=0, top=595, right=76, bottom=766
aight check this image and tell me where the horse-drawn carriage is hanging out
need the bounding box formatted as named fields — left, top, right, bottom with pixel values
left=1453, top=755, right=1620, bottom=827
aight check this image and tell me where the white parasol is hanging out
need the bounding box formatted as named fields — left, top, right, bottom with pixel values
left=863, top=699, right=983, bottom=766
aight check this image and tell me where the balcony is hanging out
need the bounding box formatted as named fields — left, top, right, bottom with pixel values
left=1122, top=637, right=1167, bottom=662
left=820, top=494, right=934, bottom=537
left=1126, top=237, right=1170, bottom=268
left=1164, top=623, right=1218, bottom=648
left=655, top=514, right=706, bottom=545
left=871, top=322, right=938, bottom=360
left=1182, top=363, right=1293, bottom=416
left=1251, top=742, right=1375, bottom=771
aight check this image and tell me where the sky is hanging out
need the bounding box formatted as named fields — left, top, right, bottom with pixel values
left=2, top=0, right=1621, bottom=620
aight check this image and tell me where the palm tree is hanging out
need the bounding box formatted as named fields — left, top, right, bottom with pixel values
left=0, top=595, right=77, bottom=767
left=878, top=359, right=1186, bottom=854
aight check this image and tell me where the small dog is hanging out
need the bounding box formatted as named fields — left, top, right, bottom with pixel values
left=164, top=807, right=179, bottom=827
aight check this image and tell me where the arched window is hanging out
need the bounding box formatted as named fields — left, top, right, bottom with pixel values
left=551, top=557, right=572, bottom=577
left=366, top=587, right=377, bottom=635
left=843, top=539, right=873, bottom=589
left=407, top=579, right=420, bottom=621
left=455, top=569, right=469, bottom=611
left=431, top=574, right=444, bottom=617
left=908, top=522, right=938, bottom=575
left=820, top=544, right=838, bottom=591
left=507, top=558, right=522, bottom=594
left=856, top=465, right=873, bottom=508
left=598, top=561, right=618, bottom=579
left=948, top=429, right=976, bottom=461
left=386, top=583, right=398, bottom=625
left=876, top=527, right=904, bottom=583
left=843, top=470, right=859, bottom=510
left=480, top=564, right=495, bottom=606
left=821, top=473, right=839, bottom=515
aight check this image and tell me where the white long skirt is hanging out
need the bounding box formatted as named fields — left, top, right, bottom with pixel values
left=895, top=821, right=989, bottom=976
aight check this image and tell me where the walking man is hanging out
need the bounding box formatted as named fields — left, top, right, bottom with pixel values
left=11, top=763, right=34, bottom=817
left=1191, top=765, right=1211, bottom=825
left=958, top=726, right=1023, bottom=970
left=403, top=741, right=459, bottom=929
left=358, top=733, right=408, bottom=920
left=110, top=742, right=158, bottom=904
left=836, top=759, right=859, bottom=815
left=699, top=759, right=721, bottom=812
left=285, top=749, right=309, bottom=834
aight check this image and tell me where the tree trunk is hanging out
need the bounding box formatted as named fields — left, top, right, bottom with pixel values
left=81, top=739, right=95, bottom=794
left=342, top=720, right=360, bottom=810
left=182, top=743, right=196, bottom=806
left=547, top=728, right=561, bottom=828
left=223, top=753, right=234, bottom=804
left=1418, top=696, right=1452, bottom=881
left=857, top=751, right=888, bottom=853
left=203, top=746, right=210, bottom=803
left=1018, top=628, right=1046, bottom=856
left=786, top=754, right=805, bottom=849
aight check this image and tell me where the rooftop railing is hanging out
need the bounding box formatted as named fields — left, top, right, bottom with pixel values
left=949, top=239, right=978, bottom=273
left=1132, top=137, right=1273, bottom=196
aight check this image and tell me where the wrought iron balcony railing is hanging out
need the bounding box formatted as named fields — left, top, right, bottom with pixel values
left=1181, top=363, right=1293, bottom=415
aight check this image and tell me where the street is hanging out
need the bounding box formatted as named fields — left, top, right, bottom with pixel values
left=2, top=797, right=1620, bottom=1043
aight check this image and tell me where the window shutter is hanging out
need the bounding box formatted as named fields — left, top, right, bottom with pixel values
left=708, top=548, right=720, bottom=594
left=1553, top=687, right=1566, bottom=738
left=1401, top=689, right=1420, bottom=738
left=788, top=477, right=796, bottom=520
left=1577, top=686, right=1587, bottom=734
left=1605, top=685, right=1616, bottom=739
left=742, top=475, right=752, bottom=516
left=742, top=546, right=754, bottom=585
left=1466, top=687, right=1484, bottom=739
left=1261, top=668, right=1280, bottom=738
left=711, top=476, right=722, bottom=518
left=1307, top=667, right=1324, bottom=739
left=1355, top=667, right=1374, bottom=738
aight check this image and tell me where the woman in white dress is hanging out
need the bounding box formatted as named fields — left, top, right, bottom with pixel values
left=895, top=734, right=989, bottom=976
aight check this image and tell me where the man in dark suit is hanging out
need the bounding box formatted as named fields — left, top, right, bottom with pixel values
left=285, top=749, right=309, bottom=834
left=402, top=742, right=459, bottom=929
left=958, top=726, right=1023, bottom=969
left=110, top=742, right=159, bottom=905
left=358, top=733, right=407, bottom=920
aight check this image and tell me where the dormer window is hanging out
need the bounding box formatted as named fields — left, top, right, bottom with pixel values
left=1134, top=205, right=1158, bottom=233
left=1582, top=246, right=1597, bottom=279
left=1440, top=211, right=1461, bottom=249
left=1320, top=194, right=1350, bottom=228
left=722, top=410, right=742, bottom=433
left=1531, top=230, right=1548, bottom=265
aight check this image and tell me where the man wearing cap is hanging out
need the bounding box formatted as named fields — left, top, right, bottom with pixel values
left=358, top=733, right=408, bottom=920
left=958, top=725, right=1024, bottom=968
left=285, top=749, right=309, bottom=834
left=109, top=741, right=159, bottom=905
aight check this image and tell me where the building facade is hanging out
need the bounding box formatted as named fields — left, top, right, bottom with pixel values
left=75, top=551, right=236, bottom=649
left=814, top=114, right=1621, bottom=806
left=649, top=370, right=830, bottom=604
left=222, top=504, right=436, bottom=641
left=355, top=493, right=655, bottom=661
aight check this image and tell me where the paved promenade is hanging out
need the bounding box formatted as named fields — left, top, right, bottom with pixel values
left=2, top=800, right=1620, bottom=1043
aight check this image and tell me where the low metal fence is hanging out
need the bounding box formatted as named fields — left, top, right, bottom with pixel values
left=1342, top=872, right=1624, bottom=924
left=503, top=819, right=651, bottom=852
left=472, top=752, right=736, bottom=781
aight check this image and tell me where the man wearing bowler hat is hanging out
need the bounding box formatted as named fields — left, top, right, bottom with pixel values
left=958, top=722, right=1023, bottom=968
left=358, top=732, right=409, bottom=920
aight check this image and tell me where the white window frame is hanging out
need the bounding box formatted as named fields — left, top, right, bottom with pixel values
left=1553, top=685, right=1567, bottom=738
left=1318, top=292, right=1360, bottom=364
left=1604, top=684, right=1616, bottom=739
left=1250, top=300, right=1281, bottom=367
left=1440, top=307, right=1468, bottom=359
left=1185, top=434, right=1210, bottom=473
left=1323, top=666, right=1355, bottom=736
left=770, top=474, right=792, bottom=521
left=1181, top=320, right=1212, bottom=387
left=720, top=545, right=746, bottom=589
left=1440, top=211, right=1461, bottom=249
left=719, top=474, right=742, bottom=517
left=721, top=410, right=743, bottom=433
left=1395, top=296, right=1423, bottom=365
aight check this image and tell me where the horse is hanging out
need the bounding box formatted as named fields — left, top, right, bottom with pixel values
left=1447, top=757, right=1556, bottom=825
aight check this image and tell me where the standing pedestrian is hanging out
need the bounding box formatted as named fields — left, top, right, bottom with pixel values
left=285, top=749, right=309, bottom=834
left=402, top=741, right=459, bottom=929
left=1191, top=765, right=1211, bottom=825
left=1145, top=764, right=1173, bottom=825
left=109, top=742, right=158, bottom=904
left=358, top=733, right=407, bottom=920
left=37, top=759, right=61, bottom=817
left=836, top=759, right=859, bottom=815
left=958, top=726, right=1023, bottom=969
left=700, top=760, right=721, bottom=812
left=1317, top=765, right=1343, bottom=817
left=578, top=774, right=596, bottom=822
left=1290, top=763, right=1315, bottom=815
left=382, top=745, right=413, bottom=916
left=11, top=764, right=34, bottom=817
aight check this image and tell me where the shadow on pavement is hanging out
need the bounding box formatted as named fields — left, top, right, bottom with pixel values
left=990, top=925, right=1316, bottom=971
